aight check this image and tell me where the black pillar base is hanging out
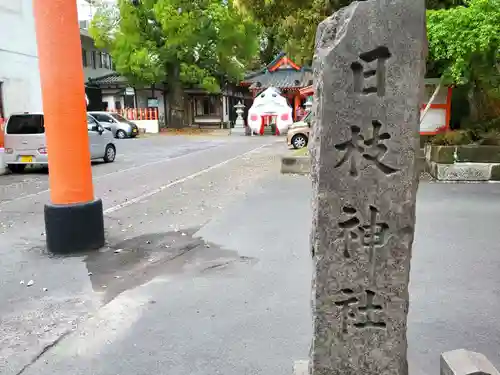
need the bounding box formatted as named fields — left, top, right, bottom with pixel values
left=44, top=199, right=105, bottom=254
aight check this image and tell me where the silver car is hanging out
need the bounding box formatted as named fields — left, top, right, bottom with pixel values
left=88, top=111, right=139, bottom=139
left=3, top=112, right=116, bottom=173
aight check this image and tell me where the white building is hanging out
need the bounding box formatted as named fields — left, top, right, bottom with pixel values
left=0, top=0, right=43, bottom=121
left=0, top=0, right=114, bottom=121
left=80, top=24, right=115, bottom=82
left=0, top=0, right=161, bottom=133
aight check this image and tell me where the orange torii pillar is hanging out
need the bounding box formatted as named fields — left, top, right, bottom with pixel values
left=33, top=0, right=105, bottom=253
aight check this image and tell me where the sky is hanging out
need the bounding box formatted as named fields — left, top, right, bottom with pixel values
left=77, top=0, right=116, bottom=21
left=77, top=0, right=92, bottom=20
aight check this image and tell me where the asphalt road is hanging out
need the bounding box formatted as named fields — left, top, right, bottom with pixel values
left=0, top=134, right=279, bottom=374
left=2, top=135, right=500, bottom=375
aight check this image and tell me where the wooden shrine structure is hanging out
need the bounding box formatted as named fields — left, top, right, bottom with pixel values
left=240, top=53, right=313, bottom=122
left=299, top=79, right=453, bottom=135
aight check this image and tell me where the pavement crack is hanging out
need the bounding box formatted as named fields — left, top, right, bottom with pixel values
left=15, top=329, right=72, bottom=375
left=202, top=261, right=233, bottom=272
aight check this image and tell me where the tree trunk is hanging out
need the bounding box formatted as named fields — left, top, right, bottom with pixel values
left=467, top=82, right=481, bottom=124
left=166, top=64, right=185, bottom=129
left=466, top=77, right=498, bottom=124
left=163, top=81, right=169, bottom=127
left=133, top=85, right=138, bottom=109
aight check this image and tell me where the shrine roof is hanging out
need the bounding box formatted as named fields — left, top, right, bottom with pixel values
left=245, top=69, right=313, bottom=90
left=88, top=72, right=128, bottom=86
left=242, top=52, right=312, bottom=90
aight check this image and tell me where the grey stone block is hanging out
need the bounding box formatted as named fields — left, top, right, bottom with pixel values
left=431, top=162, right=492, bottom=181
left=441, top=349, right=500, bottom=375
left=490, top=164, right=500, bottom=180
left=293, top=360, right=310, bottom=375
left=281, top=156, right=311, bottom=175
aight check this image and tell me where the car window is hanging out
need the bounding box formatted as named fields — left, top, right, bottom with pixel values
left=6, top=114, right=44, bottom=134
left=110, top=113, right=128, bottom=122
left=87, top=115, right=97, bottom=125
left=92, top=114, right=112, bottom=122
left=87, top=115, right=97, bottom=130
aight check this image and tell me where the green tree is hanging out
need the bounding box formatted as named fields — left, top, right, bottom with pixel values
left=234, top=0, right=325, bottom=65
left=90, top=0, right=260, bottom=127
left=233, top=0, right=306, bottom=66
left=427, top=0, right=500, bottom=122
left=236, top=0, right=465, bottom=66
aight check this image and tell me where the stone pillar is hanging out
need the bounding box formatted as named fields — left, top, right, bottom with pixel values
left=33, top=0, right=105, bottom=253
left=232, top=101, right=246, bottom=135
left=309, top=1, right=426, bottom=375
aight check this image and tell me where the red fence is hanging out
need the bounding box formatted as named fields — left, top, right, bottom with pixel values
left=107, top=108, right=159, bottom=121
left=0, top=118, right=4, bottom=148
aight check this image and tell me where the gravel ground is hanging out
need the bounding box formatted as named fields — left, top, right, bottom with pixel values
left=419, top=171, right=434, bottom=181
left=104, top=144, right=284, bottom=238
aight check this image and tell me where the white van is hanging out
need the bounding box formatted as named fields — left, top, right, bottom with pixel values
left=4, top=113, right=116, bottom=173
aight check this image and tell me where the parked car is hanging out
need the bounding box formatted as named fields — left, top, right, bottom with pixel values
left=3, top=112, right=116, bottom=173
left=287, top=112, right=311, bottom=149
left=88, top=111, right=139, bottom=139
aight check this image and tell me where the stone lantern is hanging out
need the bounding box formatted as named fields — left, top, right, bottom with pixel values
left=233, top=101, right=246, bottom=135
left=304, top=97, right=313, bottom=113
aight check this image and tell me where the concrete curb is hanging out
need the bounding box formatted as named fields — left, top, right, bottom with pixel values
left=441, top=349, right=500, bottom=375
left=428, top=161, right=500, bottom=182
left=294, top=350, right=500, bottom=375
left=292, top=360, right=309, bottom=375
left=281, top=156, right=311, bottom=175
left=159, top=129, right=231, bottom=137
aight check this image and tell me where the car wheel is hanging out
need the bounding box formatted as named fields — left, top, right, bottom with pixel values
left=291, top=134, right=308, bottom=149
left=116, top=130, right=127, bottom=139
left=7, top=164, right=27, bottom=173
left=103, top=144, right=116, bottom=163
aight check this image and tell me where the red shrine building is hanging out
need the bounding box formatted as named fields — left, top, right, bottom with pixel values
left=240, top=53, right=313, bottom=121
left=298, top=79, right=453, bottom=135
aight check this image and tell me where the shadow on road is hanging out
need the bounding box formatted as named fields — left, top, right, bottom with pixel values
left=84, top=228, right=258, bottom=304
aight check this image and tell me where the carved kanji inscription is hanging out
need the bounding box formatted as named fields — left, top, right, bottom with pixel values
left=334, top=288, right=386, bottom=334
left=334, top=121, right=399, bottom=177
left=338, top=205, right=389, bottom=282
left=351, top=46, right=392, bottom=97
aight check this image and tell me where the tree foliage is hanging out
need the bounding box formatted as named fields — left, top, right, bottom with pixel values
left=233, top=0, right=307, bottom=65
left=90, top=0, right=260, bottom=126
left=427, top=0, right=500, bottom=83
left=234, top=0, right=332, bottom=65
left=236, top=0, right=466, bottom=66
left=427, top=0, right=500, bottom=121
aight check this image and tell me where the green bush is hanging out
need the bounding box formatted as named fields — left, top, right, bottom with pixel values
left=477, top=130, right=500, bottom=146
left=431, top=130, right=473, bottom=146
left=462, top=118, right=500, bottom=142
left=430, top=117, right=500, bottom=146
